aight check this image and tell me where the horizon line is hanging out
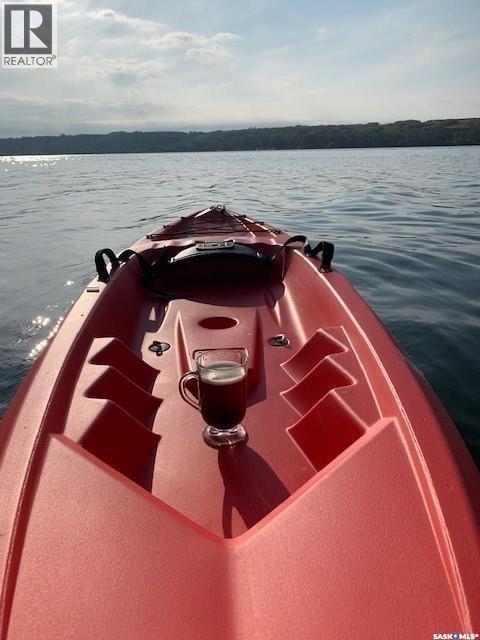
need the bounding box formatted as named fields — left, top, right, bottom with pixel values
left=1, top=116, right=479, bottom=141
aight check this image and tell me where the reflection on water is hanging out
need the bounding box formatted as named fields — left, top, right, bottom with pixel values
left=0, top=147, right=479, bottom=467
left=27, top=315, right=64, bottom=360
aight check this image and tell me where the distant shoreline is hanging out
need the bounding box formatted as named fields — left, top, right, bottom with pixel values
left=1, top=118, right=479, bottom=156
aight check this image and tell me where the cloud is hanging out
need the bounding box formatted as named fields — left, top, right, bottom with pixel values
left=147, top=31, right=202, bottom=50
left=86, top=8, right=162, bottom=33
left=147, top=30, right=239, bottom=60
left=54, top=4, right=240, bottom=97
left=185, top=46, right=231, bottom=61
left=211, top=33, right=240, bottom=43
left=85, top=8, right=239, bottom=61
left=95, top=59, right=168, bottom=85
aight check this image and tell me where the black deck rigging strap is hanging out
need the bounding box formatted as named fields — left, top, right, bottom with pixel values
left=95, top=247, right=188, bottom=298
left=273, top=235, right=334, bottom=272
left=270, top=235, right=307, bottom=263
left=304, top=240, right=334, bottom=272
left=95, top=248, right=120, bottom=283
left=117, top=248, right=164, bottom=281
left=95, top=234, right=334, bottom=290
left=276, top=235, right=308, bottom=253
left=118, top=248, right=192, bottom=299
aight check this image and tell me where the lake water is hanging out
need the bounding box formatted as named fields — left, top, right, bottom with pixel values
left=0, top=147, right=479, bottom=466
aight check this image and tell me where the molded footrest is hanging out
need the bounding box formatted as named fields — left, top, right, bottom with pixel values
left=282, top=328, right=346, bottom=382
left=86, top=366, right=161, bottom=426
left=89, top=337, right=159, bottom=392
left=288, top=391, right=366, bottom=470
left=81, top=401, right=160, bottom=480
left=282, top=357, right=354, bottom=415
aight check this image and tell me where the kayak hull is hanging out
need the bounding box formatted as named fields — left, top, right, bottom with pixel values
left=1, top=207, right=478, bottom=639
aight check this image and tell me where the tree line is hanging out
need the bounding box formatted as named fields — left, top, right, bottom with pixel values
left=0, top=118, right=479, bottom=155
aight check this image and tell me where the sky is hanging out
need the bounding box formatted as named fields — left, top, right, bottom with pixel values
left=0, top=0, right=479, bottom=136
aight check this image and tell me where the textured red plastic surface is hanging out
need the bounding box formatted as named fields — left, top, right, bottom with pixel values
left=0, top=208, right=479, bottom=639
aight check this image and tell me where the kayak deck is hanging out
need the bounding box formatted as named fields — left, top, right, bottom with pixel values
left=62, top=251, right=381, bottom=538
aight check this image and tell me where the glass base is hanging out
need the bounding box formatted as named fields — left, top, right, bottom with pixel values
left=202, top=424, right=247, bottom=448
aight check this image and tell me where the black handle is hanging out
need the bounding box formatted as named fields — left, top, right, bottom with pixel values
left=271, top=235, right=307, bottom=262
left=305, top=241, right=334, bottom=272
left=95, top=248, right=120, bottom=283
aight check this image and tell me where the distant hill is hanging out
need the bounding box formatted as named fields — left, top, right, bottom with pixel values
left=0, top=118, right=479, bottom=155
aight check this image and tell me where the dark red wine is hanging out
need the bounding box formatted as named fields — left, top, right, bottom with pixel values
left=198, top=361, right=247, bottom=428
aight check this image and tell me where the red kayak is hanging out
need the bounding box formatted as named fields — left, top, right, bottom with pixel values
left=0, top=206, right=478, bottom=639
